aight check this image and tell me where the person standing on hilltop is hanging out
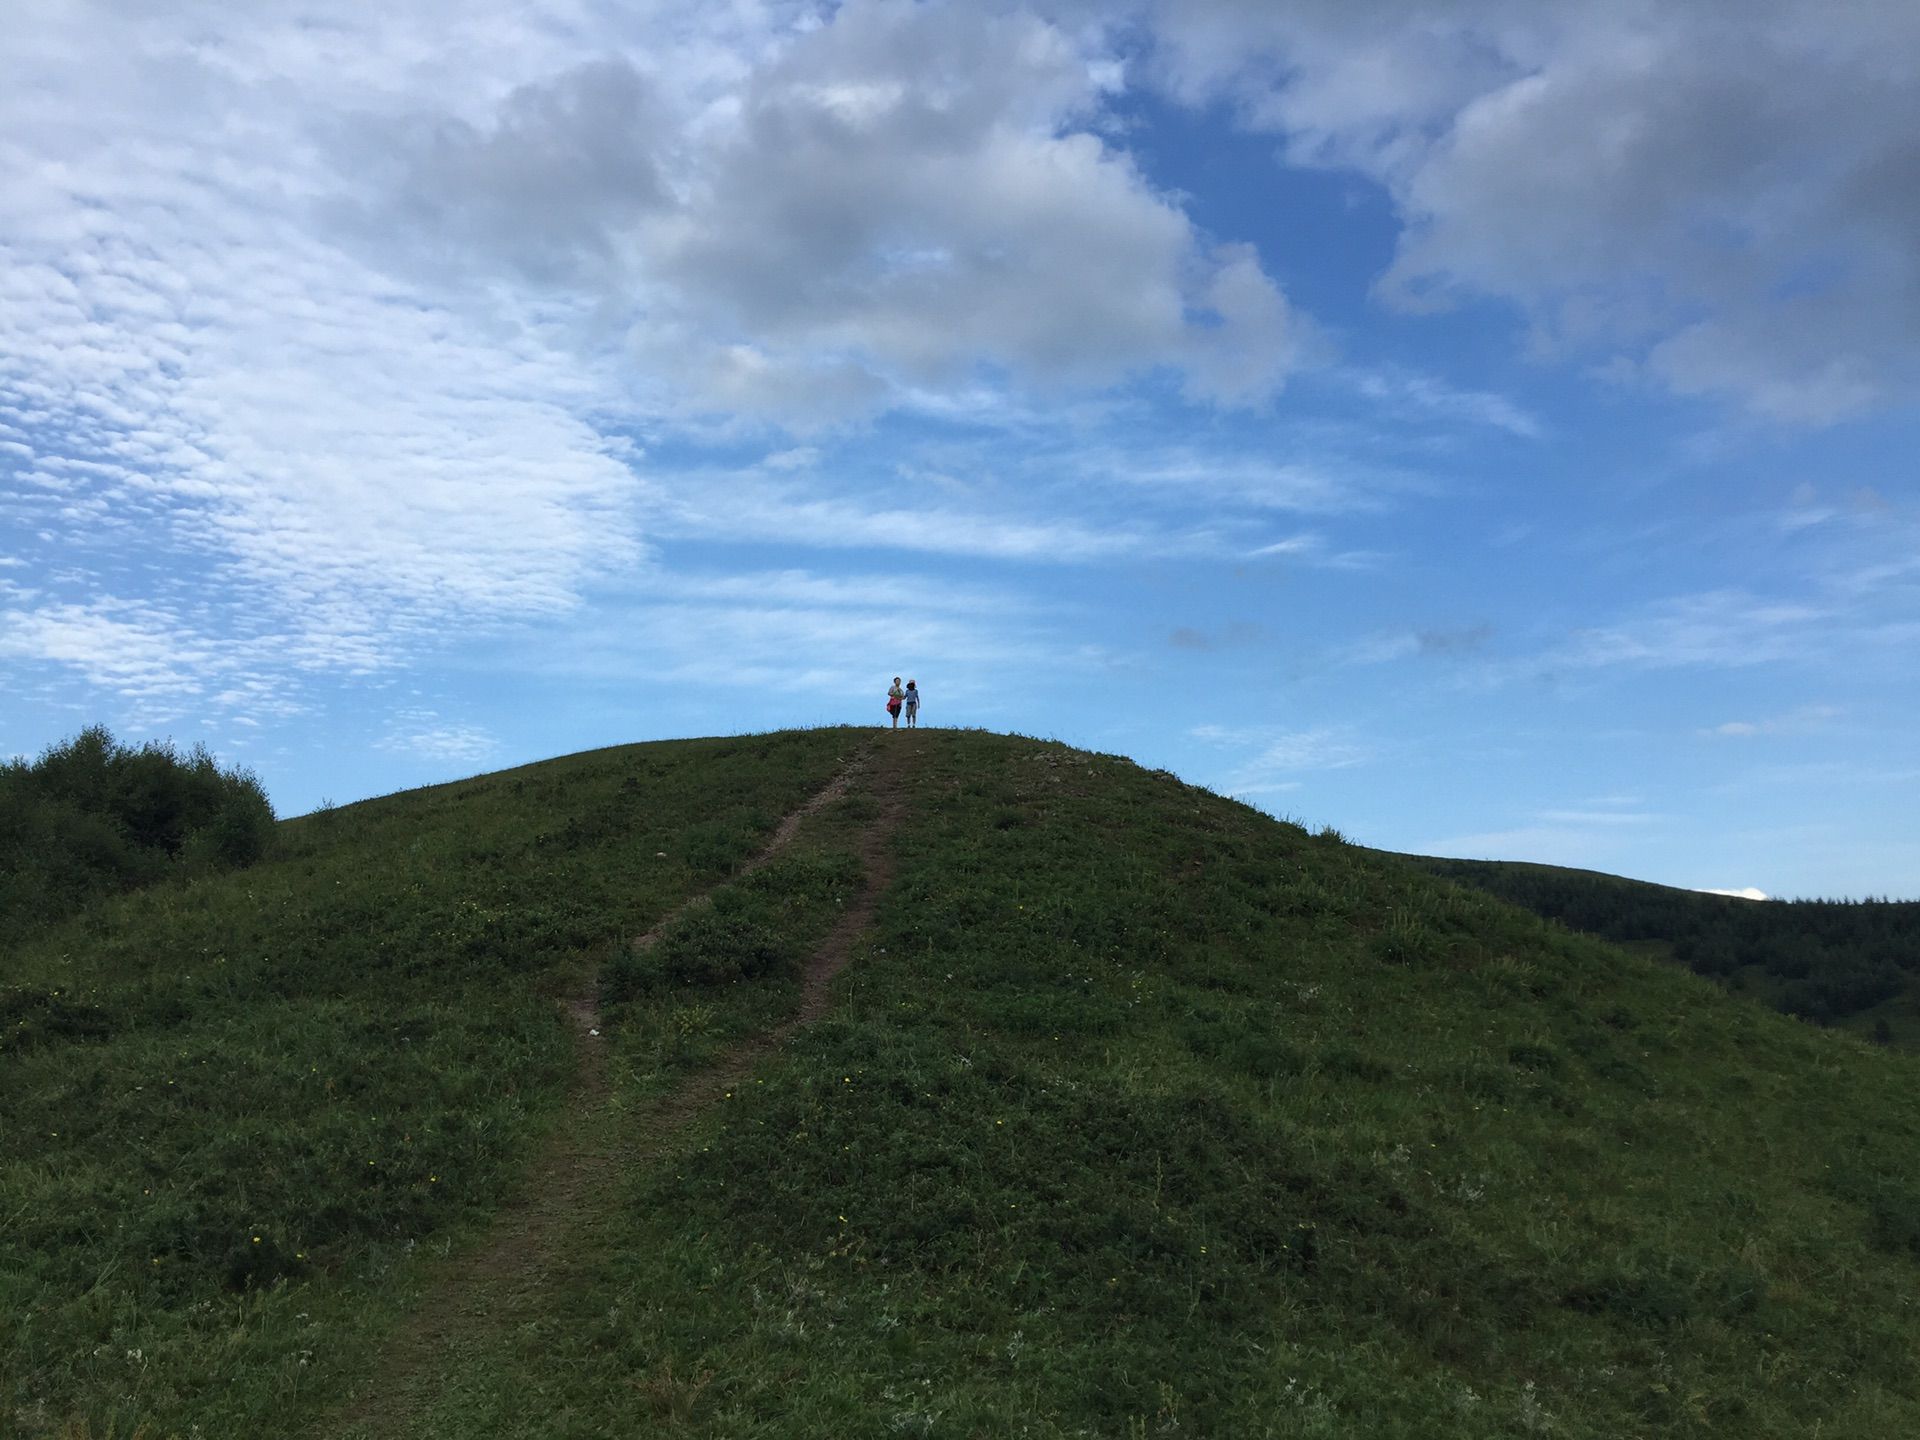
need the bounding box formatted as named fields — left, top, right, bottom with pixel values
left=886, top=676, right=905, bottom=728
left=903, top=679, right=921, bottom=728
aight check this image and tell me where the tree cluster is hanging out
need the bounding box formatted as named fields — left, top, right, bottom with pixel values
left=0, top=725, right=275, bottom=943
left=1418, top=858, right=1920, bottom=1029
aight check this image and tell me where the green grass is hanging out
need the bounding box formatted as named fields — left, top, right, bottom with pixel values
left=342, top=766, right=883, bottom=1436
left=600, top=842, right=867, bottom=1103
left=0, top=729, right=864, bottom=1437
left=8, top=728, right=1920, bottom=1437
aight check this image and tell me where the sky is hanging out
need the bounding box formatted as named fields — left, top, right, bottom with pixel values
left=3, top=0, right=1918, bottom=899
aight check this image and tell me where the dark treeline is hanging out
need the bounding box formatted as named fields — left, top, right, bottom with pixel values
left=1408, top=856, right=1920, bottom=1034
left=0, top=726, right=275, bottom=945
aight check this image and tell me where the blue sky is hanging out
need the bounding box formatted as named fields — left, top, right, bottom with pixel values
left=4, top=0, right=1918, bottom=898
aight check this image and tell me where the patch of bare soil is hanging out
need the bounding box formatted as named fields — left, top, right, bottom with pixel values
left=332, top=739, right=908, bottom=1436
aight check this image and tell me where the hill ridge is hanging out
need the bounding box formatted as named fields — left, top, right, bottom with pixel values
left=8, top=727, right=1920, bottom=1437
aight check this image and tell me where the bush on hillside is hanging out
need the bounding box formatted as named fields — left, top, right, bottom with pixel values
left=0, top=725, right=275, bottom=941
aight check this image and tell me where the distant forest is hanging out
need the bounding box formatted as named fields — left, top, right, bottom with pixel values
left=1406, top=856, right=1920, bottom=1042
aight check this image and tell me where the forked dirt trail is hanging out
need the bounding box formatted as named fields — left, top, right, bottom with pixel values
left=335, top=738, right=912, bottom=1437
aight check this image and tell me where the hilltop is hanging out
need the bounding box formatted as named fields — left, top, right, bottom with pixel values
left=5, top=728, right=1919, bottom=1438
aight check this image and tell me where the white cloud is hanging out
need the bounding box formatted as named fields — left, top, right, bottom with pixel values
left=1701, top=704, right=1840, bottom=739
left=1243, top=532, right=1384, bottom=569
left=341, top=2, right=1300, bottom=421
left=1192, top=723, right=1374, bottom=795
left=0, top=597, right=212, bottom=701
left=1082, top=446, right=1394, bottom=514
left=1335, top=364, right=1543, bottom=438
left=1535, top=809, right=1658, bottom=827
left=377, top=709, right=499, bottom=765
left=0, top=0, right=1323, bottom=719
left=1246, top=534, right=1320, bottom=559
left=1551, top=590, right=1831, bottom=671
left=627, top=567, right=1032, bottom=617
left=1144, top=0, right=1920, bottom=421
left=1, top=9, right=648, bottom=707
left=501, top=579, right=1059, bottom=712
left=642, top=469, right=1157, bottom=562
left=1345, top=623, right=1493, bottom=665
left=0, top=590, right=315, bottom=731
left=1700, top=886, right=1769, bottom=901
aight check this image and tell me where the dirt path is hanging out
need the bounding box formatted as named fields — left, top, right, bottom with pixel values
left=334, top=739, right=909, bottom=1436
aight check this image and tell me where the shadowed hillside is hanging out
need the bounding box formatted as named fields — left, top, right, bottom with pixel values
left=6, top=729, right=1920, bottom=1438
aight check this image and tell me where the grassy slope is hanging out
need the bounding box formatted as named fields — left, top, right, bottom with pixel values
left=0, top=729, right=862, bottom=1436
left=438, top=731, right=1920, bottom=1439
left=8, top=728, right=1920, bottom=1437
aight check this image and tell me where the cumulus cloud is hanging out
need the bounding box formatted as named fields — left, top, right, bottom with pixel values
left=346, top=1, right=1300, bottom=422
left=0, top=0, right=1324, bottom=716
left=1143, top=0, right=1920, bottom=421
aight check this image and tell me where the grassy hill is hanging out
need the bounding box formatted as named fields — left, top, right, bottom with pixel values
left=6, top=729, right=1920, bottom=1437
left=1403, top=854, right=1920, bottom=1048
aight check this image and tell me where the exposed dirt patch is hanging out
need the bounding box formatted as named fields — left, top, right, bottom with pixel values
left=633, top=743, right=907, bottom=1143
left=333, top=739, right=908, bottom=1436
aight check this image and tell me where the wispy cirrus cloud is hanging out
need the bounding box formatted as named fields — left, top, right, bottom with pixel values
left=1551, top=591, right=1833, bottom=671
left=1243, top=532, right=1385, bottom=569
left=1534, top=809, right=1660, bottom=827
left=640, top=470, right=1156, bottom=563
left=377, top=709, right=499, bottom=765
left=1191, top=723, right=1375, bottom=796
left=1345, top=623, right=1494, bottom=665
left=1701, top=704, right=1841, bottom=739
left=1332, top=365, right=1544, bottom=439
